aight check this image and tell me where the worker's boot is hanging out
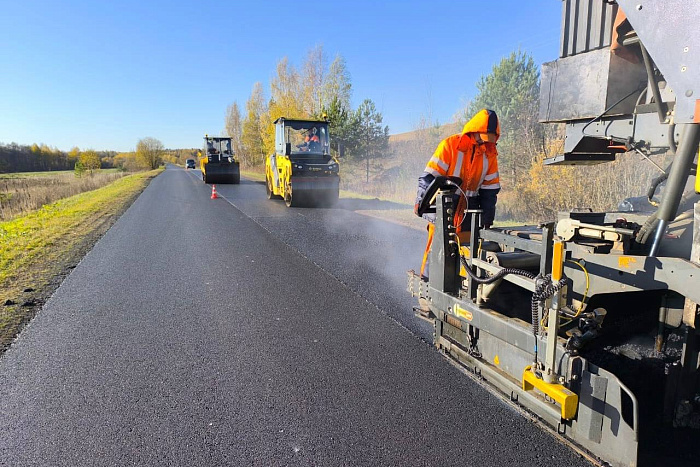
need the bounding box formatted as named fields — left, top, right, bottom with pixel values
left=414, top=297, right=434, bottom=323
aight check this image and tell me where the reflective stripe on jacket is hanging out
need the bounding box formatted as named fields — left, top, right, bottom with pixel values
left=425, top=109, right=500, bottom=192
left=425, top=134, right=500, bottom=194
left=421, top=109, right=501, bottom=229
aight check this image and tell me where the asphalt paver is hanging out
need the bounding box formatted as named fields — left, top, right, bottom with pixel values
left=0, top=166, right=589, bottom=466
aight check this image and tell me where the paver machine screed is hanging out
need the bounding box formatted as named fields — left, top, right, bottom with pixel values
left=200, top=135, right=240, bottom=184
left=265, top=118, right=340, bottom=207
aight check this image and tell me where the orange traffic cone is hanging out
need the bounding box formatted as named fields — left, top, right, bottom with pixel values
left=211, top=184, right=218, bottom=199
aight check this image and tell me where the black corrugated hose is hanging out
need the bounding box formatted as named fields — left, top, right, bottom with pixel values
left=530, top=274, right=568, bottom=337
left=459, top=255, right=567, bottom=359
left=459, top=254, right=536, bottom=285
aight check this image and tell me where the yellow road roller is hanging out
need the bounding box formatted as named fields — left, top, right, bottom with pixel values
left=265, top=118, right=339, bottom=207
left=200, top=135, right=240, bottom=184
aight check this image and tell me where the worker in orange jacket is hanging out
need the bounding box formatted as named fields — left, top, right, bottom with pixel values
left=415, top=109, right=501, bottom=277
left=298, top=127, right=321, bottom=151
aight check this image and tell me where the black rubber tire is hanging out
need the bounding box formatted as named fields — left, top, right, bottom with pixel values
left=266, top=175, right=274, bottom=200
left=284, top=183, right=298, bottom=208
left=232, top=173, right=240, bottom=184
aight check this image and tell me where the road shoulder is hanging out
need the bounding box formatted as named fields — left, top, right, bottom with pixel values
left=0, top=169, right=162, bottom=352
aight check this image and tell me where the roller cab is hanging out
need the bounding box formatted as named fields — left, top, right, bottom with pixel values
left=265, top=118, right=340, bottom=207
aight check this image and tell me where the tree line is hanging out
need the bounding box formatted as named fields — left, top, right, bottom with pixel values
left=0, top=138, right=169, bottom=175
left=0, top=143, right=97, bottom=173
left=224, top=45, right=389, bottom=176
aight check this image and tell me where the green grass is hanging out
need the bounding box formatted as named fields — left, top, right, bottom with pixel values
left=241, top=169, right=265, bottom=182
left=0, top=168, right=122, bottom=179
left=339, top=190, right=391, bottom=201
left=0, top=168, right=162, bottom=350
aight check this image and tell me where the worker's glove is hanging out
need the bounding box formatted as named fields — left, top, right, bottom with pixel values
left=414, top=203, right=420, bottom=216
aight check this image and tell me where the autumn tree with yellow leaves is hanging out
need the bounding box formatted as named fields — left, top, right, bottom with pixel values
left=226, top=45, right=384, bottom=168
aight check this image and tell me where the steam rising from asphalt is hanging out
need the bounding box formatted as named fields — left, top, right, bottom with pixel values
left=323, top=199, right=423, bottom=285
left=219, top=178, right=432, bottom=337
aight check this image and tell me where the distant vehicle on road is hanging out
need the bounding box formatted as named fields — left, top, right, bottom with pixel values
left=185, top=159, right=196, bottom=169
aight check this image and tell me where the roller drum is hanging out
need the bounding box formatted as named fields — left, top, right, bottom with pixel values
left=289, top=175, right=340, bottom=206
left=203, top=162, right=240, bottom=185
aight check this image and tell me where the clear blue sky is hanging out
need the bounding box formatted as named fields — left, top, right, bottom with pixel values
left=0, top=0, right=562, bottom=152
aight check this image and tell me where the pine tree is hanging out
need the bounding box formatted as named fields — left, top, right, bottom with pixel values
left=346, top=99, right=389, bottom=182
left=460, top=50, right=542, bottom=186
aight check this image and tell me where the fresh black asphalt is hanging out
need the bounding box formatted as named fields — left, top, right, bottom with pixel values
left=0, top=166, right=590, bottom=466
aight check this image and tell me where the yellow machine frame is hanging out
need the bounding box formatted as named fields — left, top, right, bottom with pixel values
left=265, top=117, right=340, bottom=207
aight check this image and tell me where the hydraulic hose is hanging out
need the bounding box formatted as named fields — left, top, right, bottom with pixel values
left=459, top=255, right=536, bottom=284
left=668, top=123, right=677, bottom=154
left=640, top=44, right=667, bottom=124
left=637, top=190, right=697, bottom=245
left=644, top=145, right=696, bottom=208
left=646, top=160, right=674, bottom=206
left=459, top=255, right=567, bottom=340
left=635, top=211, right=658, bottom=245
left=649, top=124, right=700, bottom=256
left=530, top=274, right=568, bottom=337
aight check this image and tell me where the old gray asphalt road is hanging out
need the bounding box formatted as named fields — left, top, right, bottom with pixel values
left=0, top=166, right=589, bottom=466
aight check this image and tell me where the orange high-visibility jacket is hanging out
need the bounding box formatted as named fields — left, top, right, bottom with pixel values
left=425, top=109, right=500, bottom=195
left=423, top=109, right=500, bottom=228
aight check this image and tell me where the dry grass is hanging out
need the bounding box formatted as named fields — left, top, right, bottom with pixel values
left=0, top=170, right=127, bottom=221
left=340, top=162, right=416, bottom=205
left=339, top=131, right=672, bottom=224
left=340, top=124, right=458, bottom=205
left=338, top=137, right=432, bottom=206
left=242, top=133, right=665, bottom=226
left=388, top=122, right=460, bottom=144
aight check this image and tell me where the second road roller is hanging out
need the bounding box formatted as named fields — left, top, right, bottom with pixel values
left=200, top=135, right=240, bottom=184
